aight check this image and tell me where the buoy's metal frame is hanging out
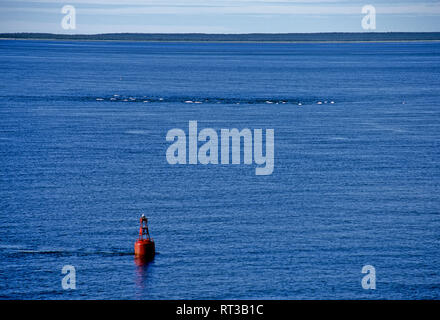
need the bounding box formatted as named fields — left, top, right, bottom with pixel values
left=139, top=215, right=152, bottom=240
left=134, top=215, right=155, bottom=260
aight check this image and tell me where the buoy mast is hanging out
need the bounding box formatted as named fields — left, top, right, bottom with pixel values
left=134, top=214, right=155, bottom=259
left=138, top=214, right=151, bottom=240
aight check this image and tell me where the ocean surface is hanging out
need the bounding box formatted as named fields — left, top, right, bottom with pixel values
left=0, top=40, right=439, bottom=299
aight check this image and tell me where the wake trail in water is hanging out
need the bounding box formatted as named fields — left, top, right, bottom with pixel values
left=0, top=245, right=135, bottom=258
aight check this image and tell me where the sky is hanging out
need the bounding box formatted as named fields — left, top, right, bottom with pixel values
left=0, top=0, right=439, bottom=34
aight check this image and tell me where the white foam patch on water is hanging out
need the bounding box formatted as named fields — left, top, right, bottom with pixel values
left=363, top=122, right=407, bottom=133
left=125, top=130, right=149, bottom=135
left=329, top=137, right=349, bottom=141
left=94, top=96, right=337, bottom=106
left=0, top=244, right=28, bottom=250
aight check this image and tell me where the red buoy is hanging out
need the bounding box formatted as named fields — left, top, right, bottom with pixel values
left=134, top=214, right=155, bottom=260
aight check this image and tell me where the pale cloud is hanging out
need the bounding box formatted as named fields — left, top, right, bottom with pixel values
left=2, top=3, right=440, bottom=15
left=5, top=0, right=353, bottom=4
left=78, top=4, right=440, bottom=15
left=0, top=20, right=230, bottom=33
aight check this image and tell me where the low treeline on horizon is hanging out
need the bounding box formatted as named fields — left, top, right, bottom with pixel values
left=1, top=32, right=440, bottom=42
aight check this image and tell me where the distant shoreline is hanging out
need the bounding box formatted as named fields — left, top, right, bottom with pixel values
left=2, top=38, right=440, bottom=44
left=1, top=32, right=440, bottom=43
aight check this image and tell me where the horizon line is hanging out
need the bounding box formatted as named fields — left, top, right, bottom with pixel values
left=2, top=32, right=440, bottom=43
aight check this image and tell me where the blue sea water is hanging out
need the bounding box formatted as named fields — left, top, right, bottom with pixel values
left=0, top=40, right=439, bottom=299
